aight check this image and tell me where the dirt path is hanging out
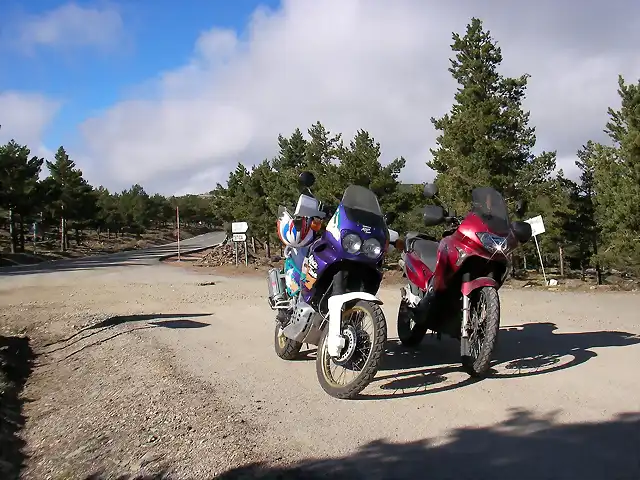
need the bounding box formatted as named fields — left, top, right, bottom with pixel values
left=1, top=264, right=639, bottom=479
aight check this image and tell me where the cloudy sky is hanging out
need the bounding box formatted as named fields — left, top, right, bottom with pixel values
left=1, top=0, right=639, bottom=195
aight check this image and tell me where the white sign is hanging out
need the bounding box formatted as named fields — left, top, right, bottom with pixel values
left=232, top=233, right=247, bottom=242
left=525, top=215, right=546, bottom=236
left=231, top=221, right=249, bottom=233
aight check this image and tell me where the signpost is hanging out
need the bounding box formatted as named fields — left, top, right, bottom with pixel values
left=525, top=215, right=547, bottom=285
left=231, top=221, right=249, bottom=266
left=176, top=206, right=181, bottom=261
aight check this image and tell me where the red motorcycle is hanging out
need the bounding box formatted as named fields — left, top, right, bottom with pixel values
left=396, top=184, right=532, bottom=376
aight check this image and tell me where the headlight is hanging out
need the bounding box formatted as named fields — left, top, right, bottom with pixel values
left=476, top=232, right=508, bottom=254
left=342, top=233, right=362, bottom=254
left=362, top=238, right=382, bottom=258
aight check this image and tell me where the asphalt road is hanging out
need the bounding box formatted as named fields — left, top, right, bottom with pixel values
left=0, top=231, right=226, bottom=276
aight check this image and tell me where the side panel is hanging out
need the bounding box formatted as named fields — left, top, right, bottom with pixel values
left=301, top=237, right=338, bottom=303
left=404, top=253, right=431, bottom=291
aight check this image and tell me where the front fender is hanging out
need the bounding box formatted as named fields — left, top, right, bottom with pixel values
left=326, top=292, right=383, bottom=357
left=461, top=276, right=498, bottom=297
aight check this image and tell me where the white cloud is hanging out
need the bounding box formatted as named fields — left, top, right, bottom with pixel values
left=78, top=0, right=640, bottom=195
left=0, top=91, right=60, bottom=164
left=11, top=2, right=124, bottom=53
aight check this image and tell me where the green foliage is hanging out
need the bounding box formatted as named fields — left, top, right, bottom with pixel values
left=429, top=17, right=557, bottom=217
left=207, top=122, right=422, bottom=247
left=586, top=76, right=640, bottom=273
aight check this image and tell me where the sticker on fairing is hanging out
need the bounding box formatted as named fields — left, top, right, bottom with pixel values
left=326, top=208, right=341, bottom=241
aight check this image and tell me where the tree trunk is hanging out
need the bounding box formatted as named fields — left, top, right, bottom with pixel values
left=251, top=237, right=256, bottom=254
left=558, top=245, right=565, bottom=277
left=265, top=241, right=271, bottom=259
left=19, top=217, right=25, bottom=252
left=8, top=208, right=16, bottom=254
left=523, top=255, right=527, bottom=270
left=592, top=234, right=602, bottom=285
left=60, top=216, right=67, bottom=252
left=75, top=228, right=81, bottom=246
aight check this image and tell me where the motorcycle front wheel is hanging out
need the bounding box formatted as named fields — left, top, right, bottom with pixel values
left=315, top=300, right=387, bottom=399
left=461, top=286, right=500, bottom=377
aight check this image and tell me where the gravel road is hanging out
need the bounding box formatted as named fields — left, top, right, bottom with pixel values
left=1, top=257, right=639, bottom=479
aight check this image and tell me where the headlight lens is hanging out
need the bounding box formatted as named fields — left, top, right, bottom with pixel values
left=362, top=238, right=382, bottom=258
left=342, top=233, right=362, bottom=254
left=477, top=232, right=508, bottom=254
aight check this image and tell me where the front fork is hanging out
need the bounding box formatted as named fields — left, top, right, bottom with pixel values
left=460, top=272, right=471, bottom=357
left=460, top=294, right=471, bottom=356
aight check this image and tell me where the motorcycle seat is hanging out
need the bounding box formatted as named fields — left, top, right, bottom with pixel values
left=405, top=233, right=439, bottom=272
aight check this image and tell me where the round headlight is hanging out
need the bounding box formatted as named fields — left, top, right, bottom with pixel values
left=342, top=233, right=362, bottom=254
left=362, top=238, right=382, bottom=258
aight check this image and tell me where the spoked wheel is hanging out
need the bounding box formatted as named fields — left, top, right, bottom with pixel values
left=397, top=299, right=428, bottom=347
left=462, top=286, right=500, bottom=377
left=316, top=300, right=387, bottom=399
left=274, top=321, right=303, bottom=360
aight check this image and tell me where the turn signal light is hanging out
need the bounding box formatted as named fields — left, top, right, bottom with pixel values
left=311, top=218, right=323, bottom=231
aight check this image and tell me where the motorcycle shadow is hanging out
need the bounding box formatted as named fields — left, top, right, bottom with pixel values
left=358, top=322, right=640, bottom=400
left=293, top=345, right=318, bottom=361
left=488, top=322, right=640, bottom=379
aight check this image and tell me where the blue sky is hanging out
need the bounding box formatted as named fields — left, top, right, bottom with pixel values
left=0, top=0, right=280, bottom=152
left=1, top=0, right=639, bottom=195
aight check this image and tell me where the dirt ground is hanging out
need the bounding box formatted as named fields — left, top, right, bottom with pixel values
left=1, top=262, right=639, bottom=480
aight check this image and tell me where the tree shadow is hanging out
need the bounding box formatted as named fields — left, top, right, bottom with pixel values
left=149, top=319, right=210, bottom=329
left=36, top=314, right=212, bottom=367
left=42, top=313, right=213, bottom=351
left=85, top=408, right=640, bottom=480
left=358, top=322, right=640, bottom=399
left=0, top=335, right=34, bottom=480
left=91, top=313, right=212, bottom=330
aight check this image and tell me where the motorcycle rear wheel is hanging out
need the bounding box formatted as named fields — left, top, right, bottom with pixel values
left=462, top=286, right=500, bottom=377
left=397, top=299, right=428, bottom=347
left=315, top=300, right=387, bottom=399
left=274, top=323, right=303, bottom=360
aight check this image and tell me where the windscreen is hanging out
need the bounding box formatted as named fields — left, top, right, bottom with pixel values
left=341, top=185, right=383, bottom=215
left=341, top=184, right=385, bottom=228
left=471, top=187, right=510, bottom=235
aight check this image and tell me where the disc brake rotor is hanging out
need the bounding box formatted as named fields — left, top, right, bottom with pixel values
left=332, top=324, right=358, bottom=366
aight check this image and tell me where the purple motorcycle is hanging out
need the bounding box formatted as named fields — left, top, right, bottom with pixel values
left=267, top=172, right=399, bottom=399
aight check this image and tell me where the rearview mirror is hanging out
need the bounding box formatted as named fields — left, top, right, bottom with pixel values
left=423, top=183, right=438, bottom=199
left=511, top=220, right=532, bottom=244
left=299, top=171, right=316, bottom=188
left=423, top=205, right=445, bottom=226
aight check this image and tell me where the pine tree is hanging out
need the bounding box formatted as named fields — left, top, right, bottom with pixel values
left=337, top=130, right=415, bottom=226
left=0, top=140, right=44, bottom=253
left=590, top=76, right=640, bottom=273
left=429, top=18, right=556, bottom=215
left=46, top=146, right=93, bottom=251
